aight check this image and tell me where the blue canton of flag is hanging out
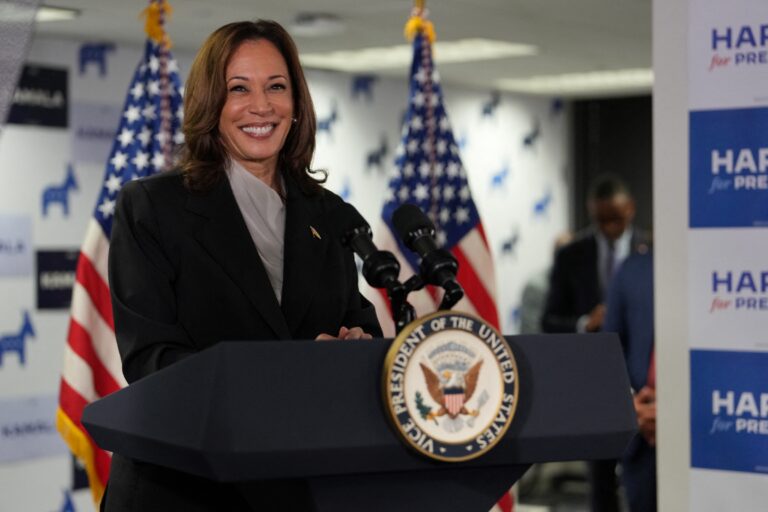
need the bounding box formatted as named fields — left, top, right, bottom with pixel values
left=382, top=33, right=480, bottom=267
left=94, top=40, right=184, bottom=237
left=369, top=31, right=500, bottom=334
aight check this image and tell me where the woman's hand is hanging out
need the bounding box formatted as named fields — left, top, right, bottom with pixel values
left=315, top=326, right=373, bottom=341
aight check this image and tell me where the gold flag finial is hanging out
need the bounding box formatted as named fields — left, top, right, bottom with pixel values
left=141, top=0, right=173, bottom=48
left=404, top=0, right=436, bottom=43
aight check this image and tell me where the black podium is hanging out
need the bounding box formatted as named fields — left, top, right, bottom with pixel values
left=83, top=333, right=636, bottom=511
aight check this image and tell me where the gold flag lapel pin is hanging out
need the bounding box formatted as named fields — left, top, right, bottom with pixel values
left=310, top=225, right=322, bottom=240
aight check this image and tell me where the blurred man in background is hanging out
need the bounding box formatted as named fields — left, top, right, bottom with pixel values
left=542, top=174, right=649, bottom=512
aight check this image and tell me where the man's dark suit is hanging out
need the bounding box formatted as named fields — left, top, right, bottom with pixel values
left=541, top=229, right=648, bottom=512
left=102, top=170, right=381, bottom=512
left=604, top=252, right=656, bottom=512
left=542, top=230, right=648, bottom=333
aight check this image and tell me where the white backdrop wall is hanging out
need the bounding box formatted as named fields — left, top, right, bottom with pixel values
left=0, top=34, right=571, bottom=511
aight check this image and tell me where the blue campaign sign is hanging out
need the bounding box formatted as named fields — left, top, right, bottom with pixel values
left=689, top=106, right=768, bottom=228
left=691, top=349, right=768, bottom=474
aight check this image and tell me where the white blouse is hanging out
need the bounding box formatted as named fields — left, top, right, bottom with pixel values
left=226, top=160, right=286, bottom=303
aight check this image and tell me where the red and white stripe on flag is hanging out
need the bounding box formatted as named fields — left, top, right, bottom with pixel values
left=57, top=221, right=127, bottom=501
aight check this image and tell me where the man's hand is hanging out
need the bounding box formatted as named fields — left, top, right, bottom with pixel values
left=316, top=326, right=373, bottom=341
left=585, top=303, right=606, bottom=332
left=634, top=385, right=656, bottom=446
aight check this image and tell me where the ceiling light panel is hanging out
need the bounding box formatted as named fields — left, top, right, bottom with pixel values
left=300, top=38, right=537, bottom=72
left=496, top=69, right=654, bottom=96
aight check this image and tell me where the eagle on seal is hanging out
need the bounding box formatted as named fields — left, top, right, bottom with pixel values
left=420, top=360, right=483, bottom=420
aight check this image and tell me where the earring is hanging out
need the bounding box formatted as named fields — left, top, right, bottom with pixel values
left=291, top=118, right=298, bottom=123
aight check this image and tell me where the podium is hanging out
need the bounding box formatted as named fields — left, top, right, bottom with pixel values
left=83, top=333, right=636, bottom=511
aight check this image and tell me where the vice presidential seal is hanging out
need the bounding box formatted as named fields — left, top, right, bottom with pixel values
left=383, top=311, right=518, bottom=462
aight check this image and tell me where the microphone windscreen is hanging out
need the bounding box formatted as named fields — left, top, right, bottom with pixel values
left=329, top=202, right=370, bottom=240
left=392, top=204, right=434, bottom=241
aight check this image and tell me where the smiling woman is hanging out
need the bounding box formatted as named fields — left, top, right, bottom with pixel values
left=101, top=19, right=381, bottom=512
left=180, top=20, right=321, bottom=195
left=218, top=39, right=295, bottom=192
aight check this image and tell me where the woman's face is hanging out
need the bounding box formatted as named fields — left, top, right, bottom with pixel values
left=218, top=39, right=294, bottom=177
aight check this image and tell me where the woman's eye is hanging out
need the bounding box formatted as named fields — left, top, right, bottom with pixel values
left=229, top=85, right=247, bottom=93
left=270, top=83, right=287, bottom=91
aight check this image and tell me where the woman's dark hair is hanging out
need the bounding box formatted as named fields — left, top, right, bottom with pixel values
left=180, top=20, right=324, bottom=194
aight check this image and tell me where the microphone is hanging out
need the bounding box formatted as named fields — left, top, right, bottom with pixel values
left=333, top=202, right=401, bottom=290
left=392, top=204, right=464, bottom=309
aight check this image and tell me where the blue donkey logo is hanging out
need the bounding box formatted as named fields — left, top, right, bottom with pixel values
left=79, top=42, right=115, bottom=77
left=43, top=164, right=78, bottom=217
left=0, top=310, right=35, bottom=367
left=365, top=136, right=389, bottom=172
left=317, top=102, right=339, bottom=135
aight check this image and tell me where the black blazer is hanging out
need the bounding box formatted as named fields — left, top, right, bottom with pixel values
left=102, top=170, right=381, bottom=511
left=541, top=229, right=649, bottom=334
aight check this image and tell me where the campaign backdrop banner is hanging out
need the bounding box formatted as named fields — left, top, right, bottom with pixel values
left=691, top=349, right=768, bottom=474
left=687, top=230, right=768, bottom=349
left=0, top=214, right=33, bottom=277
left=0, top=395, right=68, bottom=463
left=689, top=0, right=768, bottom=111
left=36, top=250, right=78, bottom=309
left=7, top=64, right=68, bottom=128
left=689, top=107, right=768, bottom=228
left=71, top=102, right=120, bottom=164
left=688, top=0, right=768, bottom=509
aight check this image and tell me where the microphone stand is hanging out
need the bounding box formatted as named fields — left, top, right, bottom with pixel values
left=392, top=263, right=464, bottom=335
left=388, top=279, right=416, bottom=335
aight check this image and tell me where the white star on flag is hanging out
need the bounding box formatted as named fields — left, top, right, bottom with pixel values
left=130, top=82, right=145, bottom=100
left=151, top=152, right=165, bottom=169
left=132, top=151, right=149, bottom=170
left=110, top=151, right=128, bottom=171
left=118, top=128, right=134, bottom=147
left=138, top=127, right=152, bottom=146
left=142, top=104, right=156, bottom=119
left=124, top=106, right=141, bottom=123
left=147, top=80, right=161, bottom=96
left=148, top=55, right=160, bottom=73
left=413, top=183, right=429, bottom=201
left=97, top=198, right=116, bottom=218
left=105, top=174, right=122, bottom=194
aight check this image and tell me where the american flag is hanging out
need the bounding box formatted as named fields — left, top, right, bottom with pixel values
left=55, top=33, right=183, bottom=503
left=369, top=31, right=500, bottom=335
left=366, top=26, right=512, bottom=512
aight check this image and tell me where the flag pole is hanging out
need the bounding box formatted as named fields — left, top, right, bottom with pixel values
left=142, top=0, right=175, bottom=170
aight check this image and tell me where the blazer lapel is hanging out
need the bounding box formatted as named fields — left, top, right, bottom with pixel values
left=186, top=177, right=291, bottom=340
left=280, top=177, right=329, bottom=335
